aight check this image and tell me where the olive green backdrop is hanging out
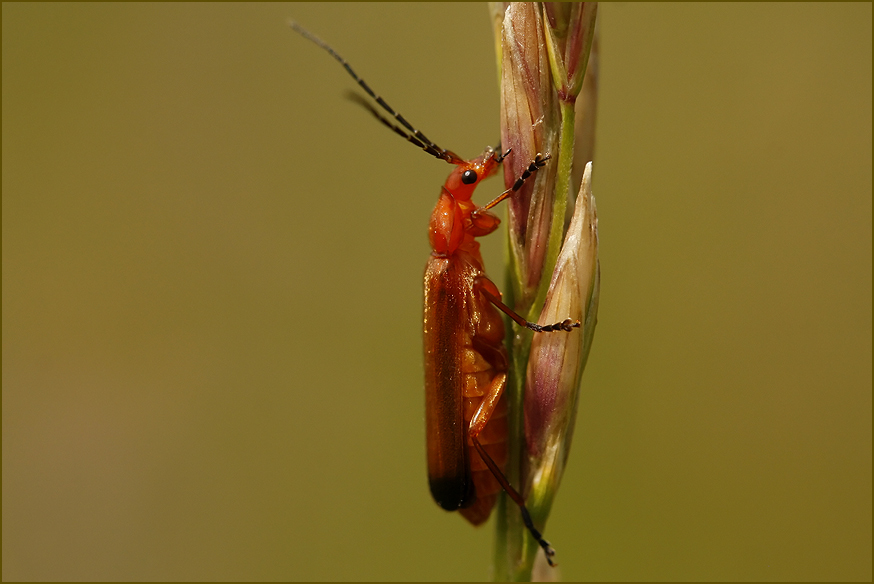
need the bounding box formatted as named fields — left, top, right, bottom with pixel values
left=3, top=3, right=871, bottom=581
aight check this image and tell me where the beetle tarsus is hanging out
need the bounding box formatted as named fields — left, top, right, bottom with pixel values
left=537, top=539, right=557, bottom=567
left=480, top=153, right=551, bottom=211
left=471, top=436, right=557, bottom=568
left=540, top=538, right=558, bottom=567
left=509, top=153, right=550, bottom=191
left=495, top=147, right=511, bottom=163
left=519, top=506, right=558, bottom=567
left=527, top=318, right=581, bottom=333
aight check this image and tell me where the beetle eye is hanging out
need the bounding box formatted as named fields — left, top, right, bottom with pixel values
left=461, top=170, right=478, bottom=185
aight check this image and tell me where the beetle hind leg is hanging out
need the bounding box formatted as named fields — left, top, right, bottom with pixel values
left=469, top=437, right=558, bottom=566
left=468, top=372, right=558, bottom=567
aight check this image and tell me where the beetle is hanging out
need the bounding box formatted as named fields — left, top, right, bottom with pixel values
left=290, top=21, right=579, bottom=565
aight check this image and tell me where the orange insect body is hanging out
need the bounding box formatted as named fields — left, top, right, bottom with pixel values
left=291, top=21, right=573, bottom=564
left=424, top=150, right=509, bottom=525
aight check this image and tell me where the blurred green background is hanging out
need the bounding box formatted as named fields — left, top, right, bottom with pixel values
left=3, top=3, right=870, bottom=581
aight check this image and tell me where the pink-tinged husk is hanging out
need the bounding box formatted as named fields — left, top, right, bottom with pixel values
left=523, top=162, right=599, bottom=521
left=543, top=3, right=598, bottom=101
left=499, top=2, right=560, bottom=310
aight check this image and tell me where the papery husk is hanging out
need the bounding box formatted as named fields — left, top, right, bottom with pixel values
left=524, top=162, right=599, bottom=525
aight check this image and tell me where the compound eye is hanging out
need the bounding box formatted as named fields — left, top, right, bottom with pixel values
left=461, top=169, right=478, bottom=185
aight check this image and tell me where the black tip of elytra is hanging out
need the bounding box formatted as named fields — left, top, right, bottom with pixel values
left=429, top=476, right=471, bottom=511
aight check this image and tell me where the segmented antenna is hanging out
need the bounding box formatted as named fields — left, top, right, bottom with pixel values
left=289, top=20, right=463, bottom=164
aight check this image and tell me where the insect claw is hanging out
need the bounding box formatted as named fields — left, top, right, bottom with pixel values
left=540, top=540, right=558, bottom=567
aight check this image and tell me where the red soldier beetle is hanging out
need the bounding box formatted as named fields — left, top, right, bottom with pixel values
left=290, top=21, right=580, bottom=566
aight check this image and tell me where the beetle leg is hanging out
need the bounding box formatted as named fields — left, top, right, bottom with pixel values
left=477, top=153, right=551, bottom=212
left=477, top=279, right=580, bottom=333
left=469, top=373, right=558, bottom=567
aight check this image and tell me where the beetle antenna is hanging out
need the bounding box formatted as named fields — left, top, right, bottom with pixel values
left=345, top=92, right=462, bottom=162
left=290, top=20, right=462, bottom=164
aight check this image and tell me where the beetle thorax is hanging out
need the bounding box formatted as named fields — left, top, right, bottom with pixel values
left=429, top=191, right=485, bottom=257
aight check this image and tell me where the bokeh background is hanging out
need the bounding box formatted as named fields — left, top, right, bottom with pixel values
left=3, top=3, right=870, bottom=581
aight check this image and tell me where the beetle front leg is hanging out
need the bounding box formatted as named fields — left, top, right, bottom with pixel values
left=469, top=371, right=558, bottom=567
left=477, top=153, right=551, bottom=212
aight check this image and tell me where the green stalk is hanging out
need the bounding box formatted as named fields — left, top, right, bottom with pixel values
left=492, top=64, right=578, bottom=584
left=492, top=227, right=529, bottom=580
left=491, top=3, right=597, bottom=580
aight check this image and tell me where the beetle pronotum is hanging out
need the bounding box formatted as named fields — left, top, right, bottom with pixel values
left=291, top=21, right=579, bottom=566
